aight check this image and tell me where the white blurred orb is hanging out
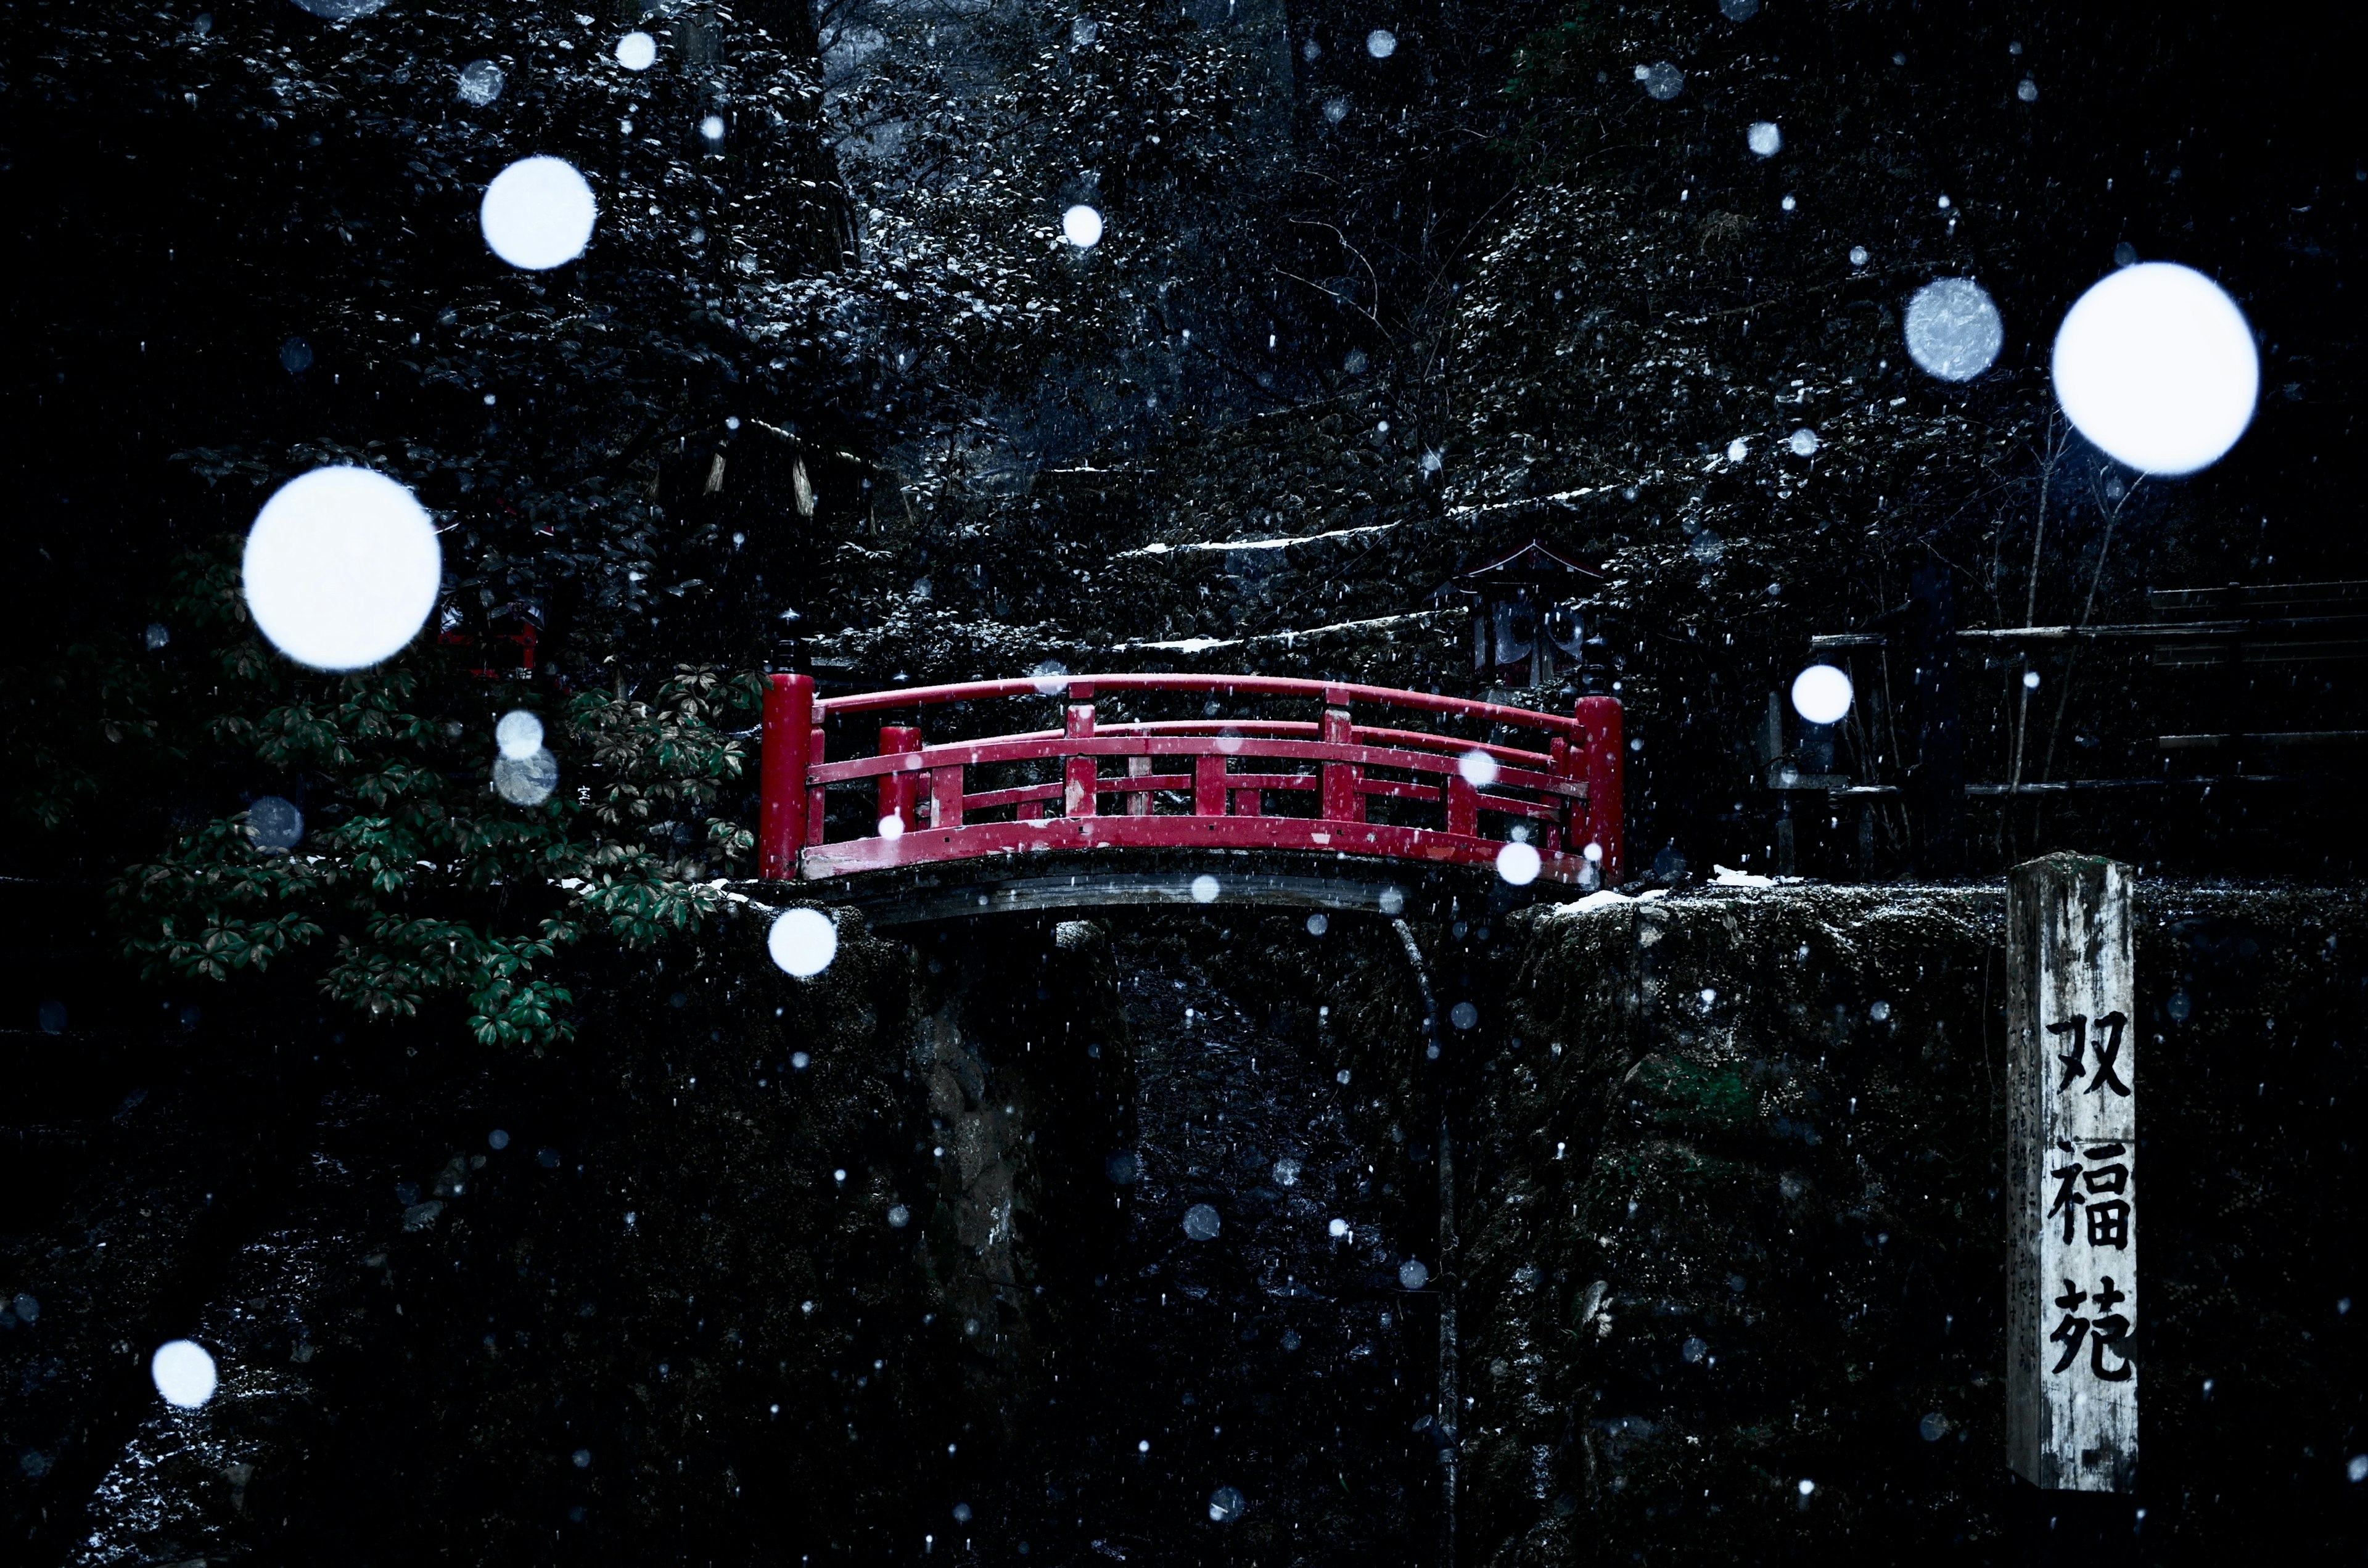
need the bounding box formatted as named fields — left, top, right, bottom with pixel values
left=1791, top=664, right=1854, bottom=725
left=1062, top=204, right=1104, bottom=248
left=699, top=114, right=726, bottom=142
left=1183, top=1202, right=1222, bottom=1240
left=1746, top=121, right=1782, bottom=157
left=1495, top=840, right=1542, bottom=886
left=152, top=1339, right=218, bottom=1408
left=1209, top=1485, right=1246, bottom=1523
left=457, top=60, right=504, bottom=106
left=1399, top=1258, right=1430, bottom=1289
left=492, top=748, right=559, bottom=806
left=1904, top=277, right=2003, bottom=382
left=768, top=907, right=839, bottom=978
left=480, top=155, right=597, bottom=271
left=246, top=795, right=305, bottom=852
left=1457, top=749, right=1500, bottom=787
left=1788, top=427, right=1821, bottom=458
left=2051, top=261, right=2258, bottom=475
left=495, top=710, right=543, bottom=760
left=242, top=467, right=440, bottom=671
left=1190, top=874, right=1221, bottom=904
left=615, top=30, right=657, bottom=70
left=878, top=813, right=906, bottom=840
left=1640, top=61, right=1684, bottom=100
left=1365, top=28, right=1397, bottom=58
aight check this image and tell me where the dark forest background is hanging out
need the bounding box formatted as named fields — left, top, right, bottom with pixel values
left=2, top=0, right=2363, bottom=1558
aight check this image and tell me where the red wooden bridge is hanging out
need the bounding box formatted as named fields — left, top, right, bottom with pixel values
left=755, top=672, right=1622, bottom=918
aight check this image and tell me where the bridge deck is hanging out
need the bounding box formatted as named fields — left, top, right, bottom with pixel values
left=757, top=671, right=1622, bottom=896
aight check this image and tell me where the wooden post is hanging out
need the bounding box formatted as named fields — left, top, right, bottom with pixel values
left=1575, top=695, right=1624, bottom=885
left=878, top=725, right=921, bottom=834
left=757, top=673, right=813, bottom=881
left=1320, top=699, right=1364, bottom=823
left=2007, top=853, right=2138, bottom=1493
left=1063, top=688, right=1098, bottom=818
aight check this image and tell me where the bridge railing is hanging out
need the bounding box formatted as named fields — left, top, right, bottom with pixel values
left=757, top=672, right=1622, bottom=888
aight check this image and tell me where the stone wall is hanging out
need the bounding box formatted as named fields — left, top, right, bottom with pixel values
left=1456, top=883, right=2368, bottom=1565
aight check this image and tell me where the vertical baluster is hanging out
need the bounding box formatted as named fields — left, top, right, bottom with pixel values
left=1320, top=698, right=1364, bottom=823
left=932, top=754, right=966, bottom=831
left=1127, top=754, right=1153, bottom=816
left=878, top=724, right=921, bottom=836
left=1194, top=752, right=1227, bottom=817
left=1542, top=736, right=1571, bottom=858
left=806, top=720, right=827, bottom=846
left=1063, top=686, right=1098, bottom=818
left=1445, top=768, right=1479, bottom=838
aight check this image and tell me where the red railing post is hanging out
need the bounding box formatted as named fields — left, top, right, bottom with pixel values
left=1193, top=753, right=1227, bottom=817
left=1320, top=694, right=1363, bottom=824
left=1574, top=695, right=1624, bottom=885
left=878, top=725, right=921, bottom=834
left=1064, top=685, right=1098, bottom=818
left=758, top=671, right=813, bottom=881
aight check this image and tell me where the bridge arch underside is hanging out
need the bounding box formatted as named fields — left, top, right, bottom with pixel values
left=781, top=846, right=1559, bottom=929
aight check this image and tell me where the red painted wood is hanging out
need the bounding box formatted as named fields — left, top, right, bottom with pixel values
left=758, top=671, right=1623, bottom=890
left=932, top=764, right=966, bottom=831
left=878, top=726, right=921, bottom=835
left=797, top=815, right=1598, bottom=881
left=807, top=735, right=1581, bottom=794
left=758, top=673, right=812, bottom=881
left=1320, top=705, right=1363, bottom=824
left=1193, top=754, right=1227, bottom=817
left=1575, top=694, right=1624, bottom=884
left=817, top=672, right=1589, bottom=737
left=806, top=723, right=828, bottom=847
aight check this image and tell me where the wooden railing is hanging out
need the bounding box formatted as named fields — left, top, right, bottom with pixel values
left=757, top=673, right=1622, bottom=889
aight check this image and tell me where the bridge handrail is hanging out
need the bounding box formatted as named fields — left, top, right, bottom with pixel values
left=813, top=672, right=1589, bottom=737
left=758, top=671, right=1624, bottom=890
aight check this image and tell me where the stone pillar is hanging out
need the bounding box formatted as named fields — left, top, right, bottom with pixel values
left=2006, top=853, right=2138, bottom=1492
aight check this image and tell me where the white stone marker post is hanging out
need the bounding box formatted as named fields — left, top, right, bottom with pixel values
left=2007, top=853, right=2138, bottom=1492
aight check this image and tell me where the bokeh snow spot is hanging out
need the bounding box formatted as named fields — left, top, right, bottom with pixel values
left=615, top=30, right=657, bottom=70
left=1062, top=204, right=1104, bottom=248
left=152, top=1339, right=218, bottom=1408
left=495, top=710, right=544, bottom=760
left=1182, top=1203, right=1221, bottom=1241
left=1746, top=121, right=1781, bottom=157
left=1904, top=277, right=2004, bottom=382
left=242, top=466, right=440, bottom=671
left=768, top=907, right=839, bottom=979
left=480, top=155, right=597, bottom=271
left=1495, top=840, right=1541, bottom=886
left=1791, top=664, right=1853, bottom=725
left=2050, top=261, right=2258, bottom=475
left=493, top=749, right=558, bottom=806
left=457, top=59, right=504, bottom=105
left=246, top=795, right=305, bottom=852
